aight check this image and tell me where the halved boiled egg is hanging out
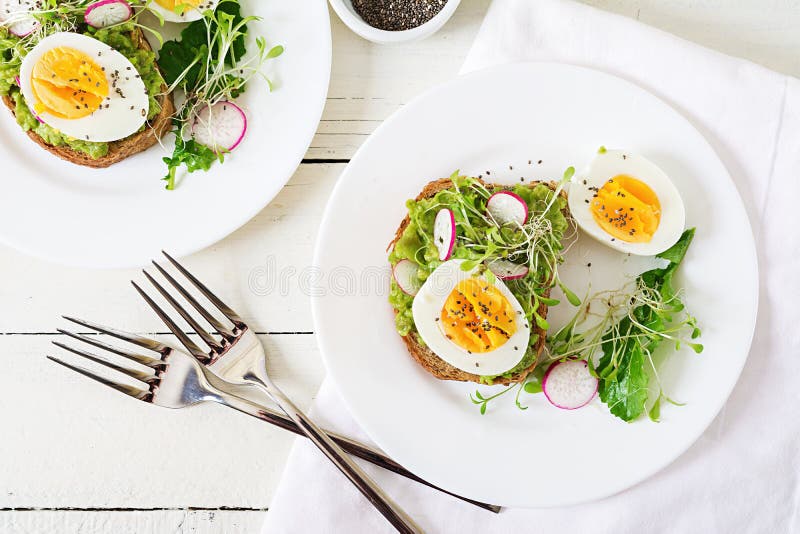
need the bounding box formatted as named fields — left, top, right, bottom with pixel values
left=412, top=259, right=530, bottom=376
left=568, top=149, right=685, bottom=256
left=18, top=32, right=150, bottom=142
left=149, top=0, right=219, bottom=23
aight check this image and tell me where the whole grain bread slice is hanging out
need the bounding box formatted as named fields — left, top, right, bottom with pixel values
left=2, top=28, right=174, bottom=169
left=391, top=177, right=563, bottom=385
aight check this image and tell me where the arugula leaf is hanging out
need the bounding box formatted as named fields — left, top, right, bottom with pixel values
left=158, top=38, right=205, bottom=88
left=598, top=330, right=648, bottom=421
left=656, top=227, right=695, bottom=267
left=162, top=136, right=219, bottom=190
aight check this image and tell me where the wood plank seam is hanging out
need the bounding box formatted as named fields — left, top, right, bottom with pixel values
left=0, top=331, right=314, bottom=336
left=301, top=158, right=350, bottom=163
left=2, top=507, right=268, bottom=512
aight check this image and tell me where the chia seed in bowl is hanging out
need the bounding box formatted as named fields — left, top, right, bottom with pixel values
left=351, top=0, right=447, bottom=31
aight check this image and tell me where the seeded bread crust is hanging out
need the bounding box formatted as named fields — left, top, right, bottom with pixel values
left=391, top=177, right=563, bottom=385
left=2, top=28, right=174, bottom=169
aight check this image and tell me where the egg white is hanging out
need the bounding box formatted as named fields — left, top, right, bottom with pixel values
left=411, top=259, right=531, bottom=376
left=568, top=149, right=686, bottom=256
left=18, top=32, right=150, bottom=143
left=148, top=0, right=219, bottom=23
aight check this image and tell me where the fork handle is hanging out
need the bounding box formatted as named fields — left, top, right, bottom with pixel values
left=209, top=392, right=500, bottom=513
left=245, top=375, right=423, bottom=534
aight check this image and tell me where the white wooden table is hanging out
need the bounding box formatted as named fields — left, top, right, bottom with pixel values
left=2, top=1, right=799, bottom=532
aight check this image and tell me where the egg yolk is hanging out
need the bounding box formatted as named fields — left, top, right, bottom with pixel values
left=590, top=175, right=661, bottom=243
left=440, top=278, right=518, bottom=354
left=30, top=47, right=108, bottom=120
left=155, top=0, right=201, bottom=13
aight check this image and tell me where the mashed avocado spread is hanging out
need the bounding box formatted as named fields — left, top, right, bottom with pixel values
left=0, top=23, right=164, bottom=159
left=388, top=176, right=568, bottom=383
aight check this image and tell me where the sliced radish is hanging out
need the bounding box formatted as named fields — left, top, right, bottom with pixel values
left=542, top=359, right=598, bottom=410
left=0, top=0, right=41, bottom=37
left=191, top=100, right=247, bottom=153
left=393, top=259, right=422, bottom=296
left=487, top=191, right=528, bottom=226
left=488, top=259, right=529, bottom=280
left=433, top=208, right=455, bottom=261
left=84, top=0, right=132, bottom=28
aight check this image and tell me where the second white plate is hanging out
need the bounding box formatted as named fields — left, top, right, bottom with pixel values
left=0, top=0, right=330, bottom=268
left=312, top=62, right=758, bottom=508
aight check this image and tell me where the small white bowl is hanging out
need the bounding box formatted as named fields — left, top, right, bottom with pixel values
left=329, top=0, right=461, bottom=44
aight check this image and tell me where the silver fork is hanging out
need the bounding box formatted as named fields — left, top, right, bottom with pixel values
left=48, top=317, right=500, bottom=514
left=130, top=253, right=422, bottom=534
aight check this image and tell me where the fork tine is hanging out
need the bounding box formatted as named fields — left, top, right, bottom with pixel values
left=142, top=270, right=224, bottom=352
left=131, top=281, right=212, bottom=364
left=57, top=329, right=166, bottom=369
left=52, top=341, right=157, bottom=384
left=47, top=356, right=152, bottom=401
left=62, top=316, right=169, bottom=354
left=161, top=251, right=245, bottom=327
left=150, top=260, right=236, bottom=341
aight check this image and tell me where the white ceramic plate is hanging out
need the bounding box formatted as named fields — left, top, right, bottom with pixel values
left=0, top=0, right=330, bottom=268
left=312, top=63, right=758, bottom=508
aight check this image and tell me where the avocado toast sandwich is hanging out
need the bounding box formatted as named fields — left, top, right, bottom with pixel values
left=0, top=0, right=283, bottom=187
left=1, top=10, right=174, bottom=170
left=2, top=23, right=173, bottom=168
left=388, top=172, right=572, bottom=386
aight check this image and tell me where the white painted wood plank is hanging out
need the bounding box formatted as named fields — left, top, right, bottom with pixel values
left=1, top=510, right=265, bottom=534
left=0, top=334, right=323, bottom=508
left=0, top=163, right=342, bottom=334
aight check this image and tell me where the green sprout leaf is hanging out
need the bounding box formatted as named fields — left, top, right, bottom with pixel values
left=266, top=44, right=284, bottom=59
left=523, top=381, right=542, bottom=394
left=558, top=280, right=582, bottom=306
left=648, top=395, right=661, bottom=422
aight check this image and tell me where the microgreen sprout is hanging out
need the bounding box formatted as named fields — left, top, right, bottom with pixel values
left=471, top=370, right=544, bottom=414
left=547, top=228, right=701, bottom=421
left=470, top=384, right=517, bottom=415
left=158, top=0, right=283, bottom=188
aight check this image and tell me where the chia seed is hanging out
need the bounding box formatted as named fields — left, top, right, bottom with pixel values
left=352, top=0, right=447, bottom=31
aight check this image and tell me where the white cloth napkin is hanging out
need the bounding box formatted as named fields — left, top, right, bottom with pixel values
left=264, top=0, right=800, bottom=532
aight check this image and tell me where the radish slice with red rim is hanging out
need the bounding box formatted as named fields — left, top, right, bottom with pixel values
left=433, top=208, right=455, bottom=261
left=393, top=259, right=422, bottom=296
left=488, top=259, right=529, bottom=280
left=1, top=0, right=41, bottom=37
left=487, top=191, right=528, bottom=226
left=542, top=359, right=598, bottom=410
left=84, top=0, right=132, bottom=28
left=191, top=100, right=248, bottom=153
